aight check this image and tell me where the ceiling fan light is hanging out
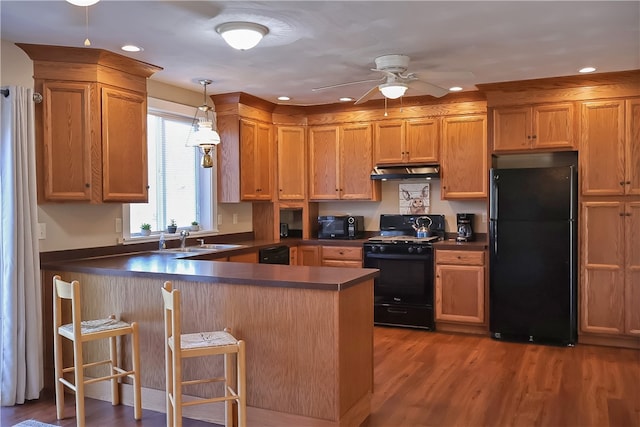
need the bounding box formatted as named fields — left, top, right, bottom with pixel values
left=216, top=22, right=268, bottom=50
left=66, top=0, right=100, bottom=5
left=379, top=83, right=408, bottom=99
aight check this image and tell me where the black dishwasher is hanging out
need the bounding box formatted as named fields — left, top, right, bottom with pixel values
left=259, top=245, right=290, bottom=265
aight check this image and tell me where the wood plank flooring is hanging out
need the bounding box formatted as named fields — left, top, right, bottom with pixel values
left=2, top=327, right=639, bottom=427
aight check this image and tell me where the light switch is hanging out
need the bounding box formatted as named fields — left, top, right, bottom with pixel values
left=232, top=213, right=238, bottom=224
left=115, top=218, right=122, bottom=233
left=38, top=223, right=46, bottom=240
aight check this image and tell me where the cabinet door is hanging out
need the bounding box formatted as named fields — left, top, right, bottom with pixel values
left=373, top=121, right=405, bottom=164
left=101, top=86, right=148, bottom=202
left=625, top=98, right=640, bottom=196
left=240, top=119, right=272, bottom=200
left=309, top=126, right=340, bottom=200
left=532, top=103, right=575, bottom=150
left=441, top=115, right=487, bottom=199
left=406, top=118, right=439, bottom=163
left=435, top=264, right=485, bottom=324
left=277, top=126, right=306, bottom=200
left=41, top=81, right=94, bottom=201
left=581, top=201, right=625, bottom=335
left=298, top=245, right=321, bottom=266
left=625, top=202, right=640, bottom=336
left=493, top=107, right=530, bottom=151
left=340, top=123, right=374, bottom=200
left=580, top=100, right=625, bottom=196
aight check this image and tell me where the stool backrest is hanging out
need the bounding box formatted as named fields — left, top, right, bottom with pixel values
left=53, top=275, right=83, bottom=336
left=161, top=281, right=182, bottom=352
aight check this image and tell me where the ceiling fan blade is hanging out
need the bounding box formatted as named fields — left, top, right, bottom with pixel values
left=408, top=80, right=449, bottom=98
left=312, top=77, right=385, bottom=91
left=354, top=85, right=380, bottom=105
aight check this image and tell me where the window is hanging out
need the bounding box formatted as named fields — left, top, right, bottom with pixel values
left=122, top=98, right=216, bottom=241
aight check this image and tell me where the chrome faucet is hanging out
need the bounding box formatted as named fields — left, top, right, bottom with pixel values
left=180, top=230, right=190, bottom=249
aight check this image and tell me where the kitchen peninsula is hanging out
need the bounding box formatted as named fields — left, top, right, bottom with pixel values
left=42, top=251, right=378, bottom=427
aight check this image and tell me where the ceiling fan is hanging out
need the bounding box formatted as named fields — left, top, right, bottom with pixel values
left=312, top=54, right=473, bottom=105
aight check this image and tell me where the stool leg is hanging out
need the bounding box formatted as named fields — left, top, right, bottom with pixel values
left=131, top=322, right=142, bottom=420
left=165, top=343, right=174, bottom=427
left=173, top=348, right=182, bottom=427
left=224, top=352, right=233, bottom=427
left=109, top=334, right=119, bottom=405
left=53, top=329, right=65, bottom=420
left=74, top=339, right=86, bottom=427
left=238, top=341, right=247, bottom=427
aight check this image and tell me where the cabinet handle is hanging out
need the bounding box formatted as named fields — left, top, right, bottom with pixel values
left=626, top=181, right=632, bottom=185
left=527, top=135, right=531, bottom=140
left=532, top=135, right=537, bottom=139
left=620, top=181, right=625, bottom=186
left=626, top=213, right=632, bottom=217
left=85, top=183, right=90, bottom=188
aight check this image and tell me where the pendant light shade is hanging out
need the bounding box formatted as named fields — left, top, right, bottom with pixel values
left=66, top=0, right=100, bottom=6
left=216, top=22, right=269, bottom=50
left=186, top=80, right=221, bottom=168
left=379, top=83, right=408, bottom=99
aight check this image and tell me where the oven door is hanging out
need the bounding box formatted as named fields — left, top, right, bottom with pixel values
left=363, top=251, right=434, bottom=305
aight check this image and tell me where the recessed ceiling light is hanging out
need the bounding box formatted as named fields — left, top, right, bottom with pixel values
left=449, top=86, right=463, bottom=92
left=579, top=67, right=596, bottom=73
left=121, top=45, right=143, bottom=52
left=339, top=97, right=354, bottom=102
left=66, top=0, right=99, bottom=5
left=277, top=96, right=290, bottom=101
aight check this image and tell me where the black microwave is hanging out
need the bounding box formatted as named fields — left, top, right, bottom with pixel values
left=318, top=215, right=365, bottom=239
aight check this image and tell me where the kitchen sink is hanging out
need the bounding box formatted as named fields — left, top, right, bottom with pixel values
left=154, top=244, right=246, bottom=255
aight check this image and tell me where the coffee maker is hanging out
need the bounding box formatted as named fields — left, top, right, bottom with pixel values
left=456, top=213, right=474, bottom=242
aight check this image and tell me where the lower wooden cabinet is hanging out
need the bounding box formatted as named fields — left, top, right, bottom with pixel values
left=435, top=250, right=486, bottom=325
left=297, top=245, right=321, bottom=266
left=229, top=251, right=258, bottom=263
left=321, top=246, right=363, bottom=268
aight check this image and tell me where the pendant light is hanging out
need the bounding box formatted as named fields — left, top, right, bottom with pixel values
left=186, top=80, right=221, bottom=168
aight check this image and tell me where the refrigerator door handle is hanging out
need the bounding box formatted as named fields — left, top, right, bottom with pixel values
left=489, top=169, right=498, bottom=220
left=492, top=221, right=498, bottom=256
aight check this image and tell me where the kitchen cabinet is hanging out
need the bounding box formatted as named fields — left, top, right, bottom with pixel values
left=297, top=245, right=321, bottom=266
left=240, top=118, right=273, bottom=200
left=440, top=114, right=487, bottom=199
left=308, top=123, right=380, bottom=201
left=277, top=126, right=306, bottom=200
left=18, top=44, right=161, bottom=204
left=321, top=245, right=363, bottom=268
left=289, top=246, right=298, bottom=265
left=493, top=103, right=575, bottom=152
left=435, top=250, right=485, bottom=325
left=373, top=118, right=439, bottom=165
left=229, top=251, right=258, bottom=263
left=580, top=201, right=640, bottom=337
left=580, top=98, right=639, bottom=196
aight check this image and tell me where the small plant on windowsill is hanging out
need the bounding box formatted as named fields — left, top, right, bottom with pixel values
left=190, top=221, right=200, bottom=231
left=140, top=223, right=152, bottom=236
left=167, top=219, right=178, bottom=234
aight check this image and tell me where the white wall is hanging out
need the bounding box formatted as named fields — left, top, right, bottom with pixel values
left=1, top=40, right=253, bottom=252
left=318, top=179, right=488, bottom=233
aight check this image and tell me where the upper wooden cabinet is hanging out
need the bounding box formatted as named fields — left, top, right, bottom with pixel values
left=308, top=123, right=380, bottom=201
left=240, top=118, right=273, bottom=201
left=493, top=103, right=575, bottom=152
left=441, top=114, right=487, bottom=199
left=18, top=43, right=161, bottom=204
left=580, top=99, right=639, bottom=196
left=277, top=126, right=306, bottom=200
left=373, top=118, right=439, bottom=165
left=580, top=201, right=640, bottom=337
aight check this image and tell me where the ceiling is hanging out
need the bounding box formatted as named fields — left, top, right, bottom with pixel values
left=2, top=1, right=639, bottom=106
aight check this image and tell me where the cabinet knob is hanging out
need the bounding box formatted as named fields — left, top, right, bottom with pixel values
left=620, top=181, right=625, bottom=186
left=626, top=181, right=632, bottom=185
left=85, top=183, right=90, bottom=188
left=532, top=135, right=537, bottom=139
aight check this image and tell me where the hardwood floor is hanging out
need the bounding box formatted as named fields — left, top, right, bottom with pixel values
left=2, top=327, right=639, bottom=427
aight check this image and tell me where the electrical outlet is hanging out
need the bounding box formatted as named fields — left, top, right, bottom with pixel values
left=217, top=214, right=223, bottom=225
left=482, top=212, right=487, bottom=223
left=115, top=218, right=122, bottom=233
left=232, top=213, right=238, bottom=224
left=38, top=223, right=46, bottom=240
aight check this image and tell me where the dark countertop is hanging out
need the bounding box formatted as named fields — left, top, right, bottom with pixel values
left=42, top=247, right=379, bottom=291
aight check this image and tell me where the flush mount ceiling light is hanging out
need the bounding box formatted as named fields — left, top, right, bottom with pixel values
left=579, top=66, right=597, bottom=73
left=379, top=82, right=408, bottom=99
left=121, top=45, right=143, bottom=52
left=66, top=0, right=100, bottom=6
left=216, top=22, right=269, bottom=50
left=186, top=79, right=221, bottom=168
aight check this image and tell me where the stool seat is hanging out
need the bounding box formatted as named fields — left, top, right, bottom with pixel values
left=172, top=331, right=239, bottom=350
left=59, top=318, right=133, bottom=337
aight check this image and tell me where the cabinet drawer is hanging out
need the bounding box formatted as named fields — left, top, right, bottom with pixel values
left=436, top=250, right=484, bottom=266
left=322, top=259, right=363, bottom=268
left=322, top=246, right=363, bottom=261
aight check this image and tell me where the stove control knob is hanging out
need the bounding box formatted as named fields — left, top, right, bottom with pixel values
left=407, top=246, right=414, bottom=254
left=378, top=245, right=386, bottom=253
left=416, top=246, right=424, bottom=254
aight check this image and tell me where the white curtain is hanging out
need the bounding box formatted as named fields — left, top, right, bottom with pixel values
left=0, top=86, right=43, bottom=405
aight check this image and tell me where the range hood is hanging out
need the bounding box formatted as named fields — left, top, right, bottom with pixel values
left=370, top=165, right=440, bottom=180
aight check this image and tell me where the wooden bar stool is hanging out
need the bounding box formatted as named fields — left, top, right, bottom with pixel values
left=161, top=281, right=246, bottom=427
left=53, top=275, right=142, bottom=427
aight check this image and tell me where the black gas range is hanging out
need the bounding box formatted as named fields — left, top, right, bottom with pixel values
left=363, top=214, right=445, bottom=330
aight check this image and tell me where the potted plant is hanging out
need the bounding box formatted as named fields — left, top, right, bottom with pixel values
left=140, top=223, right=151, bottom=236
left=167, top=219, right=177, bottom=234
left=190, top=220, right=200, bottom=231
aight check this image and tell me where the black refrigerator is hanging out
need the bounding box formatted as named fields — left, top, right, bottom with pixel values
left=489, top=165, right=577, bottom=346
